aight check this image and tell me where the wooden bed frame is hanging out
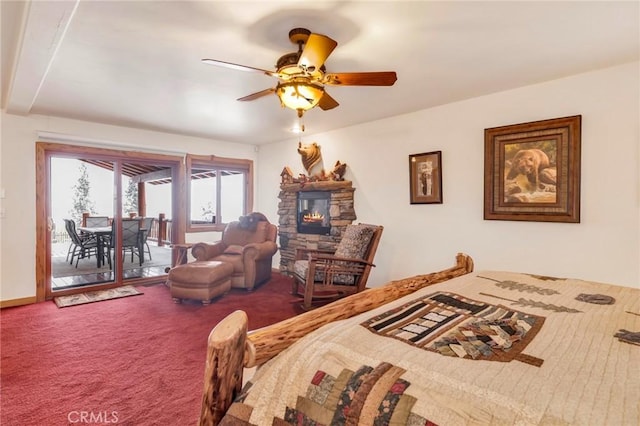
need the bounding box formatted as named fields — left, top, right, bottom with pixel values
left=198, top=253, right=474, bottom=425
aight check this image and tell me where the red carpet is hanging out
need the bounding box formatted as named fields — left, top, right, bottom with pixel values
left=1, top=274, right=303, bottom=425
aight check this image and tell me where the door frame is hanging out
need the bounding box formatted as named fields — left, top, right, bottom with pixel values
left=35, top=142, right=186, bottom=301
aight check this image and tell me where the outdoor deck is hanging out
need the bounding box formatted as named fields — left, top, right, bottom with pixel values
left=51, top=241, right=172, bottom=290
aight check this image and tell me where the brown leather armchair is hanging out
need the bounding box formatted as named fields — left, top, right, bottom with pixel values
left=190, top=217, right=278, bottom=291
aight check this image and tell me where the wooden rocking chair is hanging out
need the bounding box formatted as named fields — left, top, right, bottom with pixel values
left=292, top=223, right=383, bottom=310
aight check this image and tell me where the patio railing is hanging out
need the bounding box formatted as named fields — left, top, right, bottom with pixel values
left=149, top=214, right=172, bottom=246
left=68, top=213, right=173, bottom=246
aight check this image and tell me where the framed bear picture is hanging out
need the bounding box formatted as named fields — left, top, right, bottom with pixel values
left=484, top=115, right=581, bottom=223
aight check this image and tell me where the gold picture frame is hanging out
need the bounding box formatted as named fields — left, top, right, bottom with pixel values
left=484, top=115, right=581, bottom=222
left=409, top=151, right=442, bottom=204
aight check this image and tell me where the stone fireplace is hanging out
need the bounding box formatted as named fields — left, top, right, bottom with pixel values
left=278, top=180, right=356, bottom=275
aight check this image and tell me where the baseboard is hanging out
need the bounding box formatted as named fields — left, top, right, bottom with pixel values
left=1, top=296, right=37, bottom=309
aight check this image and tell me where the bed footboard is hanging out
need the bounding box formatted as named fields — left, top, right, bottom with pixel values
left=199, top=253, right=473, bottom=425
left=247, top=252, right=473, bottom=365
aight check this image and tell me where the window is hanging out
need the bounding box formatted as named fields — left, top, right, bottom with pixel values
left=186, top=154, right=253, bottom=232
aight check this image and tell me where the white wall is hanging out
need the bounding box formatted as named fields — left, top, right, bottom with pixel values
left=0, top=114, right=257, bottom=301
left=1, top=62, right=637, bottom=302
left=257, top=62, right=640, bottom=289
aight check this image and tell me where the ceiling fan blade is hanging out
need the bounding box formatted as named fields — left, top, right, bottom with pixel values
left=202, top=59, right=279, bottom=78
left=323, top=71, right=398, bottom=86
left=297, top=33, right=337, bottom=72
left=237, top=88, right=275, bottom=102
left=318, top=91, right=339, bottom=110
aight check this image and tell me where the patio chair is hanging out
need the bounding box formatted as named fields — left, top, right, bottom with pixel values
left=64, top=219, right=100, bottom=267
left=121, top=218, right=144, bottom=266
left=85, top=216, right=109, bottom=227
left=140, top=217, right=154, bottom=261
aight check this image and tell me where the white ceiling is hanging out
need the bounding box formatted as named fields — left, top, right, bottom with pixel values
left=2, top=1, right=638, bottom=145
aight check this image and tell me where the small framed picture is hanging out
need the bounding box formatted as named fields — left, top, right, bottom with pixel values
left=484, top=115, right=581, bottom=222
left=409, top=151, right=442, bottom=204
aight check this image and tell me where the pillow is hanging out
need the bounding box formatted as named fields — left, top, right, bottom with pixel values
left=293, top=259, right=355, bottom=285
left=334, top=224, right=375, bottom=259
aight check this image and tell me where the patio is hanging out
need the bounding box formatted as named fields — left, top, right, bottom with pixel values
left=51, top=240, right=172, bottom=290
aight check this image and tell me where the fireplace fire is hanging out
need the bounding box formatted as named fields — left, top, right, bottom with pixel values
left=303, top=211, right=325, bottom=223
left=297, top=191, right=330, bottom=235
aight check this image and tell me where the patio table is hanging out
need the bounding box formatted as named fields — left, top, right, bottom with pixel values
left=77, top=226, right=112, bottom=268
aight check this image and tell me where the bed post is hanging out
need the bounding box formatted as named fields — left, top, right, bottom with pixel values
left=199, top=310, right=248, bottom=426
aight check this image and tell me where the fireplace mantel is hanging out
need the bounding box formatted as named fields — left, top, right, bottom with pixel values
left=277, top=180, right=356, bottom=275
left=279, top=180, right=354, bottom=192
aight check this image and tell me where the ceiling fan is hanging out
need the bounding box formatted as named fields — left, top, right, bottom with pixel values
left=202, top=28, right=398, bottom=117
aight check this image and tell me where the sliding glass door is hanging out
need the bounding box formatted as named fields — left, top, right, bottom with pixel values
left=36, top=142, right=185, bottom=301
left=50, top=157, right=117, bottom=289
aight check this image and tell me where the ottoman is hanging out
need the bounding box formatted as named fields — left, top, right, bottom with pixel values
left=168, top=261, right=234, bottom=305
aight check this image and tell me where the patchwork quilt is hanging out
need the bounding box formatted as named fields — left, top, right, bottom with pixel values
left=220, top=271, right=640, bottom=425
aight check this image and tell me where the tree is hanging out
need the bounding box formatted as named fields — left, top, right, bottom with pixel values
left=69, top=163, right=96, bottom=225
left=201, top=201, right=215, bottom=223
left=124, top=178, right=138, bottom=215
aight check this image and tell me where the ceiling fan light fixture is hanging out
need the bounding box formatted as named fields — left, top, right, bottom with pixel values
left=203, top=28, right=396, bottom=115
left=276, top=81, right=324, bottom=114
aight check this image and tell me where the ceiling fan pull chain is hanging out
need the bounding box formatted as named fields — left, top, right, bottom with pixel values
left=297, top=115, right=306, bottom=144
